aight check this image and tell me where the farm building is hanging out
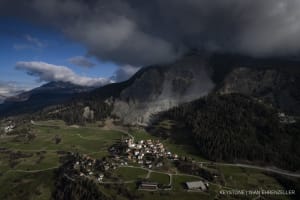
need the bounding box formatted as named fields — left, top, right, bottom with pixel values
left=185, top=181, right=207, bottom=191
left=138, top=182, right=158, bottom=190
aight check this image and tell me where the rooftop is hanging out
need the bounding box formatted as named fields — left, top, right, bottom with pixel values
left=186, top=181, right=207, bottom=190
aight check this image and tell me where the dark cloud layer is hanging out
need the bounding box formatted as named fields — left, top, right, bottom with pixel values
left=68, top=56, right=96, bottom=68
left=111, top=65, right=140, bottom=82
left=1, top=0, right=300, bottom=66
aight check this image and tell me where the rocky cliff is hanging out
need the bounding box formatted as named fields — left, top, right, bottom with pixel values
left=112, top=55, right=215, bottom=125
left=106, top=54, right=300, bottom=125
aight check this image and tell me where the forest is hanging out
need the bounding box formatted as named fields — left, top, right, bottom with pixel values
left=34, top=99, right=113, bottom=125
left=151, top=94, right=300, bottom=171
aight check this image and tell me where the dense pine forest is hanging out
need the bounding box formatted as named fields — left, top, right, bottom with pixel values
left=151, top=94, right=300, bottom=171
left=34, top=98, right=114, bottom=125
left=45, top=100, right=113, bottom=125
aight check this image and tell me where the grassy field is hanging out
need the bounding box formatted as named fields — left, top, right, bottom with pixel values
left=0, top=120, right=297, bottom=200
left=148, top=172, right=170, bottom=185
left=114, top=167, right=148, bottom=181
left=0, top=120, right=124, bottom=155
left=0, top=170, right=55, bottom=200
left=0, top=120, right=125, bottom=200
left=217, top=166, right=291, bottom=200
left=172, top=174, right=202, bottom=191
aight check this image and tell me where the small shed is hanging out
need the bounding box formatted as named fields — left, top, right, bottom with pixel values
left=185, top=181, right=207, bottom=191
left=139, top=182, right=158, bottom=190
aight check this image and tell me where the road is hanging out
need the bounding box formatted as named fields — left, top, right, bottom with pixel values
left=198, top=162, right=300, bottom=178
left=99, top=180, right=136, bottom=184
left=6, top=166, right=59, bottom=173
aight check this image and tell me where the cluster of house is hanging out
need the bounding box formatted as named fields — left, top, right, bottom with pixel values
left=1, top=121, right=15, bottom=134
left=73, top=154, right=106, bottom=182
left=123, top=138, right=178, bottom=168
left=66, top=142, right=211, bottom=193
left=4, top=124, right=15, bottom=133
left=278, top=112, right=296, bottom=124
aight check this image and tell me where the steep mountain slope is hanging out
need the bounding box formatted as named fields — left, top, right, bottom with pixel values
left=105, top=54, right=300, bottom=125
left=47, top=55, right=215, bottom=125
left=112, top=55, right=215, bottom=125
left=150, top=93, right=300, bottom=171
left=0, top=82, right=94, bottom=117
left=218, top=67, right=300, bottom=115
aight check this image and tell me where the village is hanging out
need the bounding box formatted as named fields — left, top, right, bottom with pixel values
left=109, top=137, right=179, bottom=168
left=0, top=119, right=216, bottom=193
left=278, top=112, right=297, bottom=124
left=65, top=136, right=210, bottom=192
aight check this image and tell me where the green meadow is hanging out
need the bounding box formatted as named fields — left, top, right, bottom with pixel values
left=0, top=120, right=296, bottom=200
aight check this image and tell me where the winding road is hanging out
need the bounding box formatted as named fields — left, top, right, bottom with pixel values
left=197, top=162, right=300, bottom=178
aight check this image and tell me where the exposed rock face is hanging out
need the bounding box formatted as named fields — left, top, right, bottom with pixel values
left=83, top=106, right=94, bottom=120
left=111, top=55, right=300, bottom=125
left=112, top=56, right=215, bottom=125
left=218, top=67, right=300, bottom=115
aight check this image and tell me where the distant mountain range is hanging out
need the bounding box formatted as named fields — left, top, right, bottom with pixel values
left=0, top=94, right=8, bottom=104
left=0, top=81, right=95, bottom=117
left=1, top=53, right=299, bottom=122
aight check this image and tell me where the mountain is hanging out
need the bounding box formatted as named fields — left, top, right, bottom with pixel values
left=0, top=94, right=7, bottom=104
left=40, top=55, right=215, bottom=125
left=4, top=53, right=300, bottom=124
left=149, top=93, right=300, bottom=171
left=0, top=81, right=95, bottom=117
left=83, top=53, right=300, bottom=125
left=218, top=67, right=300, bottom=115
left=112, top=55, right=215, bottom=125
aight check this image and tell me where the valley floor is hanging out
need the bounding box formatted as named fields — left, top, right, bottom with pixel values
left=0, top=120, right=298, bottom=200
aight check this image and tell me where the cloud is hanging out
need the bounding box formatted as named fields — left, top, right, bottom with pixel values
left=112, top=65, right=140, bottom=82
left=2, top=0, right=300, bottom=66
left=25, top=34, right=44, bottom=48
left=15, top=61, right=113, bottom=87
left=68, top=56, right=96, bottom=68
left=13, top=34, right=45, bottom=50
left=0, top=81, right=28, bottom=103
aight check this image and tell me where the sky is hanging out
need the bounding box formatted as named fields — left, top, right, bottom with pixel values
left=0, top=17, right=123, bottom=97
left=1, top=0, right=300, bottom=98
